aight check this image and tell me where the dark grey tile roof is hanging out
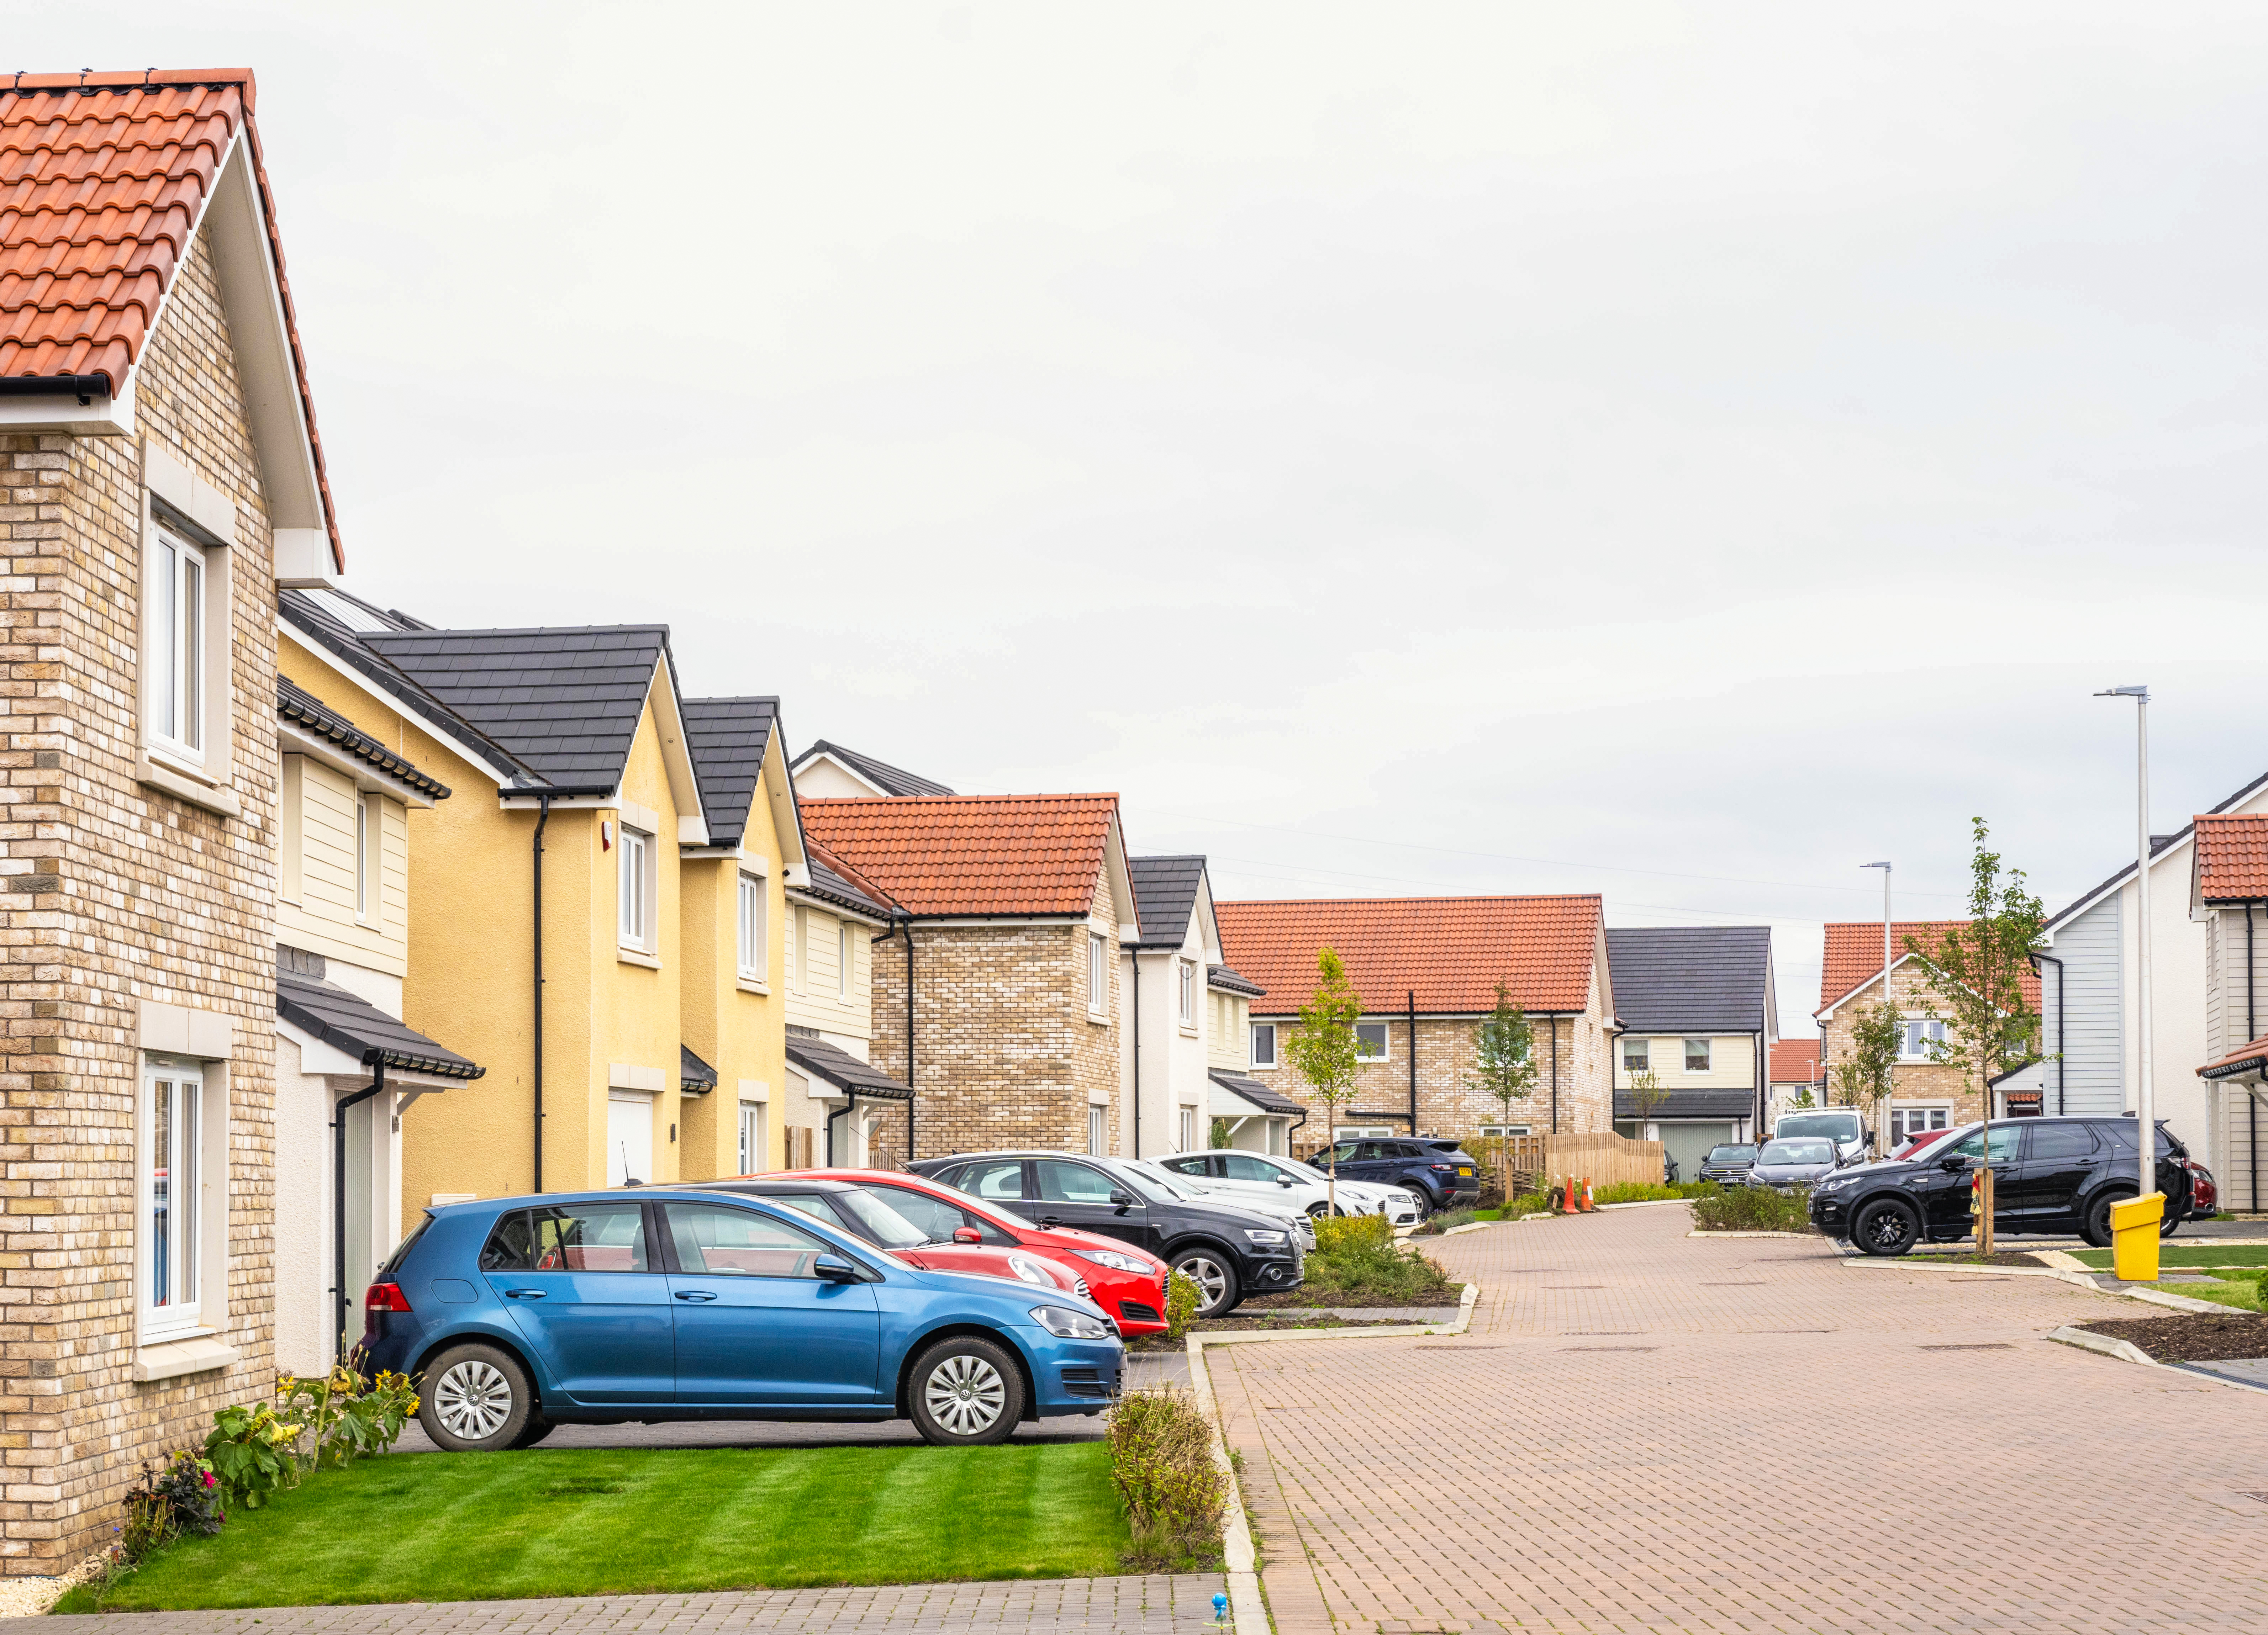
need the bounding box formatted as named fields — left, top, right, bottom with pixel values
left=276, top=677, right=451, bottom=800
left=681, top=1045, right=718, bottom=1094
left=786, top=1036, right=911, bottom=1100
left=1207, top=963, right=1266, bottom=998
left=362, top=625, right=675, bottom=791
left=1604, top=926, right=1772, bottom=1034
left=277, top=973, right=482, bottom=1080
left=1211, top=1069, right=1305, bottom=1116
left=793, top=739, right=953, bottom=797
left=681, top=697, right=778, bottom=849
left=801, top=853, right=897, bottom=920
left=280, top=589, right=534, bottom=782
left=1615, top=1088, right=1755, bottom=1121
left=1129, top=855, right=1207, bottom=949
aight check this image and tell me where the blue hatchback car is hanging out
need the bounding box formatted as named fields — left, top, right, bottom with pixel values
left=359, top=1188, right=1124, bottom=1451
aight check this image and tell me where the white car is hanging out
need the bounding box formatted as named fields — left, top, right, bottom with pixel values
left=1156, top=1150, right=1424, bottom=1228
left=1120, top=1158, right=1319, bottom=1252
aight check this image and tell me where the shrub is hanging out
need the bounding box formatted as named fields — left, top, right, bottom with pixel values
left=1107, top=1389, right=1225, bottom=1560
left=1593, top=1182, right=1681, bottom=1205
left=1164, top=1270, right=1203, bottom=1340
left=1505, top=1190, right=1553, bottom=1216
left=120, top=1452, right=225, bottom=1561
left=1304, top=1221, right=1455, bottom=1300
left=279, top=1365, right=420, bottom=1470
left=1313, top=1212, right=1393, bottom=1256
left=1412, top=1207, right=1481, bottom=1236
left=204, top=1402, right=302, bottom=1511
left=1689, top=1184, right=1814, bottom=1233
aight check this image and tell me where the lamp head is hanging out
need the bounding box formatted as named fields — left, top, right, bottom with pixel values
left=1861, top=861, right=1891, bottom=871
left=2094, top=685, right=2149, bottom=700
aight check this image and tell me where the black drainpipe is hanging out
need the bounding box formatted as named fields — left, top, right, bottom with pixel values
left=532, top=795, right=550, bottom=1192
left=332, top=1058, right=387, bottom=1363
left=2249, top=904, right=2258, bottom=1212
left=1407, top=989, right=1418, bottom=1133
left=1550, top=1015, right=1561, bottom=1134
left=902, top=917, right=916, bottom=1165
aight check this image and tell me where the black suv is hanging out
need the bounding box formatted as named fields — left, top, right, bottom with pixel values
left=1810, top=1116, right=2194, bottom=1256
left=906, top=1151, right=1303, bottom=1318
left=1313, top=1137, right=1482, bottom=1216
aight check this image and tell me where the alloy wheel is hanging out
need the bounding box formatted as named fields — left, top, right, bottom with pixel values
left=923, top=1353, right=1008, bottom=1436
left=1178, top=1254, right=1230, bottom=1312
left=434, top=1359, right=513, bottom=1441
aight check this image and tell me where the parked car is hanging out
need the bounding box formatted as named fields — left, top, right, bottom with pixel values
left=1890, top=1127, right=1962, bottom=1162
left=1120, top=1158, right=1317, bottom=1251
left=1696, top=1143, right=1759, bottom=1186
left=1156, top=1150, right=1423, bottom=1227
left=1808, top=1116, right=2195, bottom=1256
left=1772, top=1108, right=1870, bottom=1165
left=1744, top=1137, right=1841, bottom=1192
left=906, top=1150, right=1305, bottom=1317
left=2181, top=1158, right=2217, bottom=1231
left=780, top=1168, right=1173, bottom=1336
left=1311, top=1136, right=1483, bottom=1217
left=360, top=1188, right=1124, bottom=1453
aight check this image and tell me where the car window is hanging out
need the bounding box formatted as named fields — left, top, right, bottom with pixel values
left=661, top=1201, right=837, bottom=1278
left=2094, top=1120, right=2176, bottom=1156
left=381, top=1212, right=435, bottom=1274
left=1360, top=1142, right=1392, bottom=1162
left=958, top=1160, right=1028, bottom=1201
left=2026, top=1124, right=2099, bottom=1160
left=1706, top=1145, right=1758, bottom=1164
left=481, top=1202, right=650, bottom=1274
left=1777, top=1113, right=1862, bottom=1142
left=1161, top=1156, right=1212, bottom=1177
left=1945, top=1126, right=2021, bottom=1163
left=1033, top=1160, right=1120, bottom=1203
left=770, top=1190, right=930, bottom=1250
left=857, top=1184, right=1019, bottom=1248
left=1324, top=1142, right=1360, bottom=1164
left=1222, top=1155, right=1281, bottom=1183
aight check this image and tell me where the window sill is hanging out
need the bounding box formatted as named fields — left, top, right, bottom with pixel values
left=1178, top=1024, right=1199, bottom=1038
left=133, top=1334, right=238, bottom=1383
left=736, top=977, right=771, bottom=995
left=137, top=755, right=241, bottom=819
left=1087, top=1009, right=1111, bottom=1027
left=617, top=947, right=661, bottom=971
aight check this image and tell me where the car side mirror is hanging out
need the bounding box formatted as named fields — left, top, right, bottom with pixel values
left=1939, top=1157, right=1968, bottom=1173
left=952, top=1227, right=981, bottom=1244
left=1277, top=1176, right=1294, bottom=1188
left=1108, top=1189, right=1138, bottom=1207
left=813, top=1253, right=861, bottom=1283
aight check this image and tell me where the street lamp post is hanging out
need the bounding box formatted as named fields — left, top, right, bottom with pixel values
left=2096, top=687, right=2157, bottom=1234
left=1863, top=862, right=1892, bottom=1157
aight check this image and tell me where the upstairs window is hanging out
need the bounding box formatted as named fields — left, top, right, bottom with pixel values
left=1178, top=960, right=1195, bottom=1025
left=1250, top=1022, right=1276, bottom=1068
left=1354, top=1022, right=1389, bottom=1060
left=618, top=824, right=654, bottom=952
left=1684, top=1038, right=1711, bottom=1073
left=1621, top=1037, right=1650, bottom=1073
left=354, top=792, right=378, bottom=924
left=1899, top=1019, right=1946, bottom=1060
left=793, top=905, right=810, bottom=993
left=1088, top=932, right=1107, bottom=1012
left=149, top=524, right=206, bottom=760
left=737, top=873, right=765, bottom=981
left=838, top=921, right=853, bottom=1000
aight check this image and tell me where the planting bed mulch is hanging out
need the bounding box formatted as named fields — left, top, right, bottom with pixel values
left=2077, top=1311, right=2268, bottom=1363
left=1125, top=1314, right=1414, bottom=1351
left=1239, top=1284, right=1465, bottom=1310
left=1908, top=1250, right=2049, bottom=1268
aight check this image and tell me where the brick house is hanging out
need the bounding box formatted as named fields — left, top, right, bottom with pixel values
left=796, top=794, right=1135, bottom=1162
left=1767, top=1037, right=1825, bottom=1127
left=1813, top=920, right=2042, bottom=1150
left=0, top=70, right=346, bottom=1569
left=1213, top=895, right=1615, bottom=1147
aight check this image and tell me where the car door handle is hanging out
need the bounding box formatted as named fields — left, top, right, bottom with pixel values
left=1039, top=1215, right=1063, bottom=1227
left=503, top=1289, right=546, bottom=1300
left=674, top=1290, right=718, bottom=1302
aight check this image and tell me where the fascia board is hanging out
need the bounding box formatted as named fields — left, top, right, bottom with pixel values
left=276, top=719, right=438, bottom=808
left=279, top=623, right=522, bottom=787
left=644, top=655, right=709, bottom=844
left=785, top=886, right=892, bottom=927
left=761, top=729, right=810, bottom=882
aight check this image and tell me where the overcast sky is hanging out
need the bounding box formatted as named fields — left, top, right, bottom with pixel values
left=28, top=4, right=2268, bottom=1031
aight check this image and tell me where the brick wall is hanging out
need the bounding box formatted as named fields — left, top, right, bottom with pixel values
left=873, top=920, right=1122, bottom=1160
left=0, top=231, right=279, bottom=1570
left=1819, top=962, right=1982, bottom=1125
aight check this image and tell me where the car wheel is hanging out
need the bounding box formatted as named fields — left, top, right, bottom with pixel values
left=418, top=1343, right=534, bottom=1453
left=907, top=1335, right=1025, bottom=1447
left=2081, top=1191, right=2131, bottom=1249
left=2161, top=1213, right=2182, bottom=1239
left=1852, top=1197, right=1920, bottom=1258
left=1171, top=1248, right=1242, bottom=1317
left=1403, top=1189, right=1431, bottom=1223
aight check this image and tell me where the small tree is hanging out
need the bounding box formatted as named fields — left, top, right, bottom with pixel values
left=1465, top=983, right=1537, bottom=1195
left=1628, top=1069, right=1669, bottom=1131
left=1831, top=1000, right=1902, bottom=1139
left=1283, top=946, right=1365, bottom=1215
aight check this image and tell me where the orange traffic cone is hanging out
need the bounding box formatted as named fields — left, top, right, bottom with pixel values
left=1581, top=1178, right=1595, bottom=1212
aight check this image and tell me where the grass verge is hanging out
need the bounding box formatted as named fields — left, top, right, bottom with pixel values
left=56, top=1443, right=1128, bottom=1612
left=2068, top=1245, right=2268, bottom=1270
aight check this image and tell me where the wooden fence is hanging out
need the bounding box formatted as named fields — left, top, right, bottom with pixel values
left=1491, top=1131, right=1664, bottom=1192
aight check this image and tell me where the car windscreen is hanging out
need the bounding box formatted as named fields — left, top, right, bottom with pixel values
left=1118, top=1162, right=1198, bottom=1203
left=770, top=1190, right=933, bottom=1250
left=1776, top=1114, right=1861, bottom=1143
left=1706, top=1146, right=1758, bottom=1164
left=1757, top=1139, right=1834, bottom=1165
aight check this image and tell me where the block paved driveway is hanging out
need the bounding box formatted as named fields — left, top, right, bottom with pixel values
left=1219, top=1205, right=2268, bottom=1634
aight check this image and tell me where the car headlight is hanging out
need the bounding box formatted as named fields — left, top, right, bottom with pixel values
left=1030, top=1305, right=1114, bottom=1339
left=1008, top=1253, right=1055, bottom=1286
left=1244, top=1229, right=1289, bottom=1247
left=1074, top=1248, right=1154, bottom=1274
left=1814, top=1176, right=1852, bottom=1193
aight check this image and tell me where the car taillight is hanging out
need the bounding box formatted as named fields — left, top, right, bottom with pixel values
left=365, top=1280, right=412, bottom=1313
left=1430, top=1163, right=1455, bottom=1172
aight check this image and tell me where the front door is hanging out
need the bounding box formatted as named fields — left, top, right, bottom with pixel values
left=1031, top=1158, right=1151, bottom=1250
left=479, top=1200, right=673, bottom=1406
left=658, top=1200, right=881, bottom=1406
left=2005, top=1121, right=2101, bottom=1231
left=607, top=1093, right=654, bottom=1186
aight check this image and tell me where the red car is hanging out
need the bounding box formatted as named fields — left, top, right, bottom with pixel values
left=781, top=1168, right=1174, bottom=1337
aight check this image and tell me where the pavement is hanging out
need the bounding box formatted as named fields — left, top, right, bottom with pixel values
left=1215, top=1206, right=2268, bottom=1633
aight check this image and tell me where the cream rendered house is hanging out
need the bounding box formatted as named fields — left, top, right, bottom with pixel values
left=788, top=740, right=952, bottom=800
left=780, top=837, right=909, bottom=1168
left=1205, top=964, right=1299, bottom=1153
left=1604, top=926, right=1774, bottom=1178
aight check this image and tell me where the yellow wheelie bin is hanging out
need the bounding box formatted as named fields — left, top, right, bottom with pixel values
left=2110, top=1191, right=2165, bottom=1282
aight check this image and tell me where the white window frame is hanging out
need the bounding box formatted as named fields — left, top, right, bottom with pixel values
left=1354, top=1022, right=1390, bottom=1061
left=1088, top=932, right=1107, bottom=1014
left=139, top=1055, right=216, bottom=1343
left=1178, top=960, right=1196, bottom=1027
left=1178, top=1106, right=1197, bottom=1152
left=1889, top=1103, right=1953, bottom=1143
left=1250, top=1022, right=1276, bottom=1068
left=1683, top=1038, right=1712, bottom=1074
left=148, top=522, right=208, bottom=763
left=354, top=790, right=377, bottom=924
left=1087, top=1104, right=1106, bottom=1157
left=618, top=824, right=656, bottom=953
left=838, top=920, right=853, bottom=1001
left=1899, top=1018, right=1947, bottom=1060
left=737, top=873, right=766, bottom=983
left=793, top=904, right=810, bottom=994
left=1479, top=1123, right=1534, bottom=1139
left=738, top=1100, right=768, bottom=1174
left=1621, top=1036, right=1650, bottom=1074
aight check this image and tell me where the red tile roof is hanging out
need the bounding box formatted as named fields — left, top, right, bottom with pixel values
left=1, top=70, right=339, bottom=566
left=1769, top=1038, right=1821, bottom=1084
left=2193, top=813, right=2268, bottom=902
left=1214, top=896, right=1602, bottom=1017
left=1817, top=920, right=2041, bottom=1015
left=798, top=794, right=1118, bottom=917
left=2200, top=1032, right=2268, bottom=1081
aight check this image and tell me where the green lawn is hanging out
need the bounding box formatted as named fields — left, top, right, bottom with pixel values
left=61, top=1443, right=1129, bottom=1612
left=2069, top=1245, right=2268, bottom=1270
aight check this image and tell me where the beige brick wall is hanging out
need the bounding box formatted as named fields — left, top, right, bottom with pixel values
left=872, top=920, right=1122, bottom=1160
left=0, top=231, right=279, bottom=1570
left=1819, top=962, right=1983, bottom=1126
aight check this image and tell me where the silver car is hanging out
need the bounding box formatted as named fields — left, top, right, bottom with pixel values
left=1745, top=1137, right=1841, bottom=1193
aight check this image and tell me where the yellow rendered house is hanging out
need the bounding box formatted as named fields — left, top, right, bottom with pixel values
left=276, top=585, right=799, bottom=1216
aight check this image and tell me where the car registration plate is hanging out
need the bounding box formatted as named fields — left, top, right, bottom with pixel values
left=1458, top=1167, right=1472, bottom=1177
